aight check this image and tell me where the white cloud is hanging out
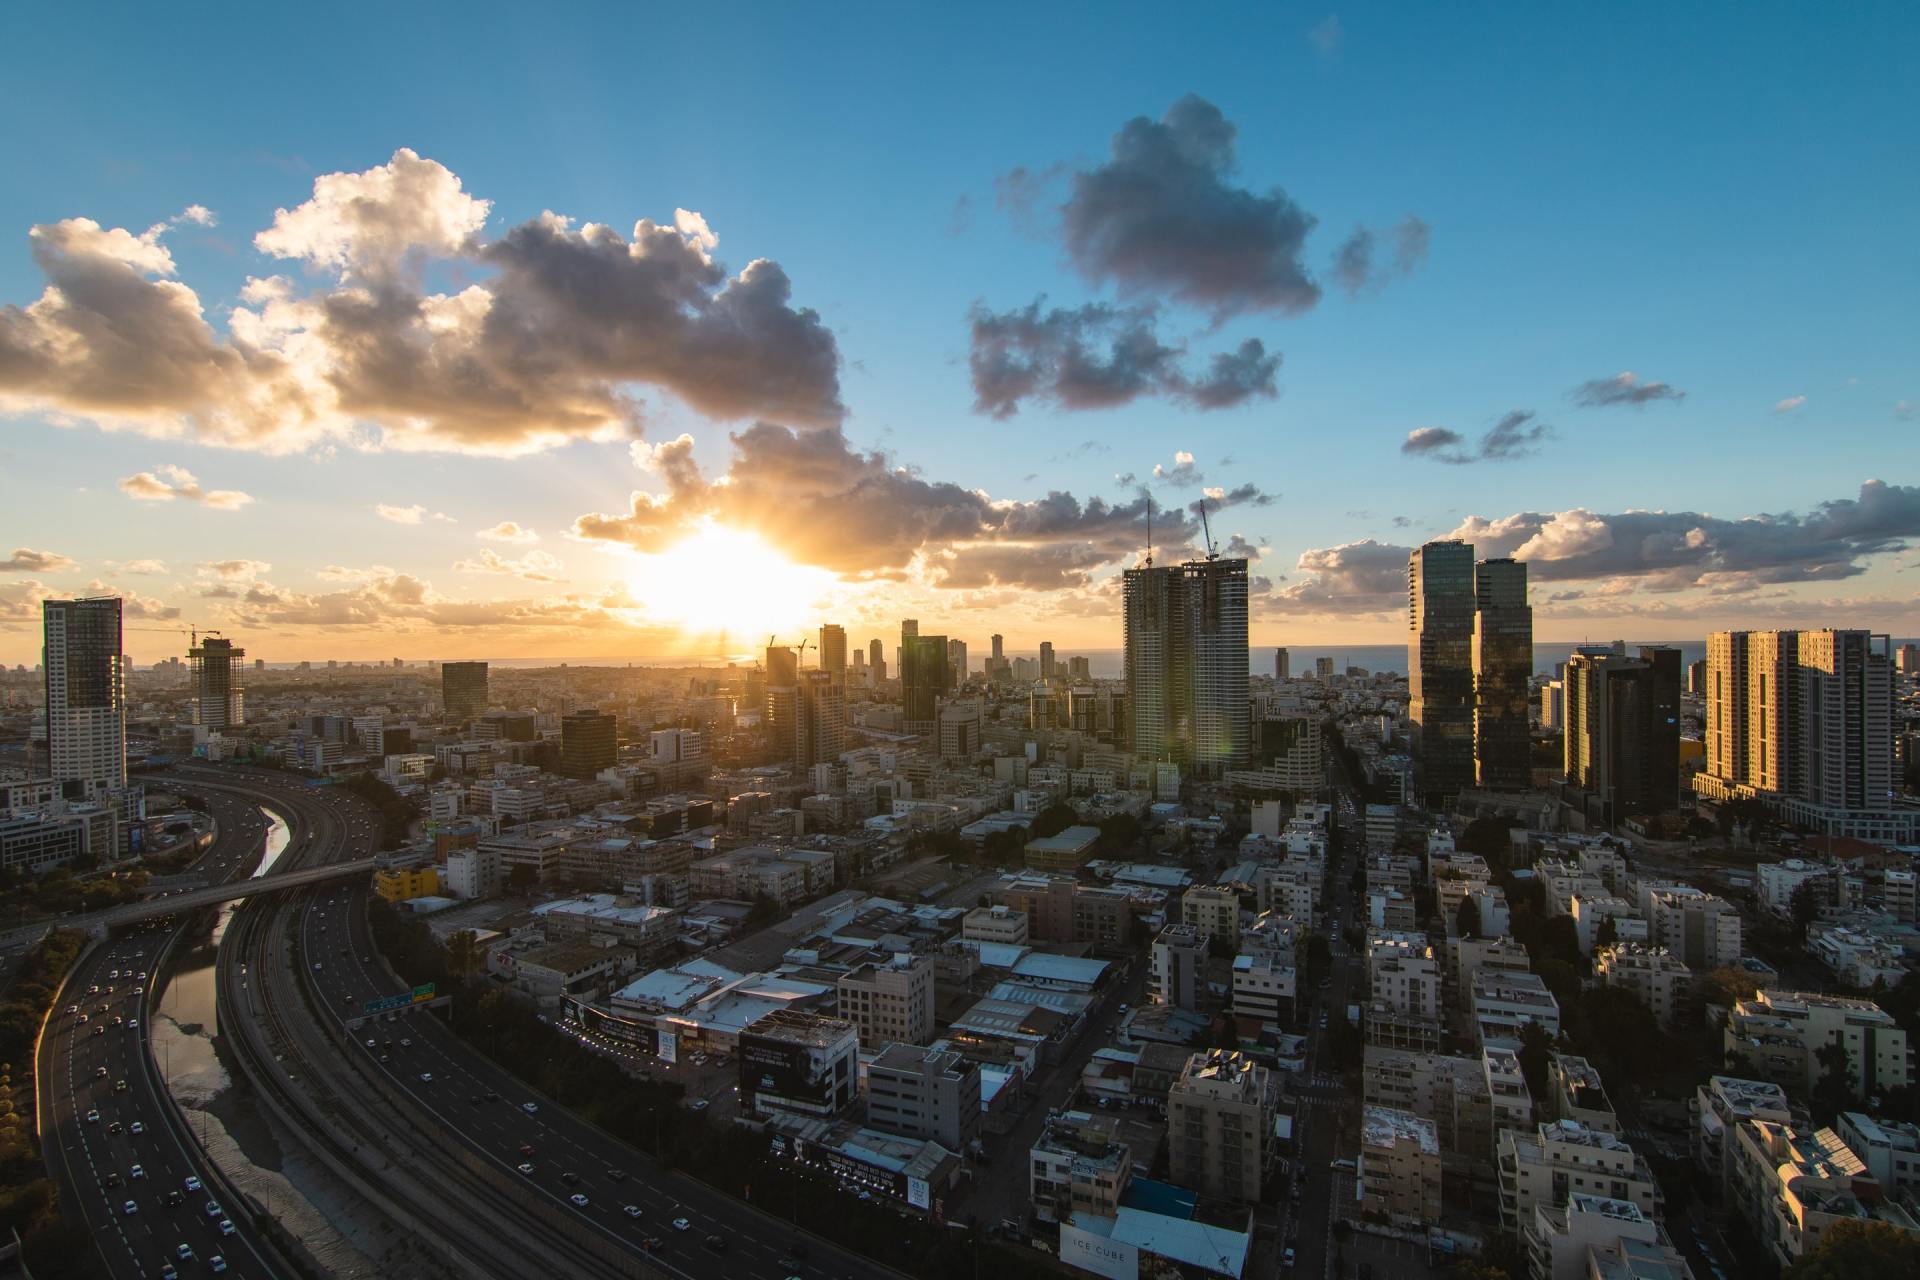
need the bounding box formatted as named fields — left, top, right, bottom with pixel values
left=478, top=521, right=539, bottom=544
left=1, top=547, right=75, bottom=574
left=119, top=559, right=168, bottom=575
left=198, top=559, right=271, bottom=580
left=451, top=548, right=566, bottom=583
left=117, top=464, right=252, bottom=509
left=1774, top=395, right=1807, bottom=414
left=375, top=503, right=426, bottom=524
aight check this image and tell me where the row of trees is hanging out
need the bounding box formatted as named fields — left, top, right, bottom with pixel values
left=0, top=929, right=94, bottom=1277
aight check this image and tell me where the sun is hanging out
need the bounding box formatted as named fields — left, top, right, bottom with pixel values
left=621, top=520, right=835, bottom=646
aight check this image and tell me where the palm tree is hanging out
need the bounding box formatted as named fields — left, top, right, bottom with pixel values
left=445, top=929, right=479, bottom=980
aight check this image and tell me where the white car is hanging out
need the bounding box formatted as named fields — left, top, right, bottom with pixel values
left=419, top=1072, right=434, bottom=1083
left=219, top=1220, right=235, bottom=1236
left=210, top=1258, right=228, bottom=1274
left=122, top=1200, right=138, bottom=1216
left=672, top=1218, right=691, bottom=1231
left=130, top=1121, right=145, bottom=1134
left=130, top=1165, right=145, bottom=1180
left=569, top=1193, right=589, bottom=1208
left=206, top=1201, right=222, bottom=1219
left=624, top=1205, right=643, bottom=1218
left=184, top=1176, right=202, bottom=1192
left=521, top=1102, right=538, bottom=1114
left=517, top=1162, right=534, bottom=1175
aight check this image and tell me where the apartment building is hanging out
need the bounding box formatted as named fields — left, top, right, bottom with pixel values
left=1643, top=886, right=1742, bottom=972
left=1691, top=1075, right=1790, bottom=1192
left=1473, top=970, right=1562, bottom=1052
left=1150, top=924, right=1206, bottom=1012
left=1835, top=1113, right=1920, bottom=1198
left=1726, top=1119, right=1920, bottom=1268
left=1723, top=990, right=1914, bottom=1097
left=1030, top=1111, right=1132, bottom=1224
left=962, top=905, right=1029, bottom=947
left=1361, top=1047, right=1530, bottom=1167
left=1360, top=1106, right=1443, bottom=1226
left=1231, top=953, right=1295, bottom=1028
left=1524, top=1194, right=1686, bottom=1280
left=1181, top=884, right=1243, bottom=943
left=838, top=954, right=935, bottom=1050
left=1167, top=1050, right=1278, bottom=1204
left=1592, top=943, right=1691, bottom=1027
left=1548, top=1054, right=1618, bottom=1135
left=1498, top=1120, right=1660, bottom=1232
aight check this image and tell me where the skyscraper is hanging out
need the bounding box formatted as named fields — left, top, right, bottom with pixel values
left=817, top=624, right=847, bottom=684
left=1274, top=647, right=1290, bottom=680
left=1122, top=557, right=1251, bottom=776
left=1472, top=558, right=1531, bottom=792
left=43, top=597, right=126, bottom=800
left=441, top=660, right=489, bottom=723
left=947, top=638, right=968, bottom=685
left=1039, top=641, right=1056, bottom=682
left=991, top=634, right=1004, bottom=663
left=559, top=710, right=618, bottom=779
left=189, top=633, right=245, bottom=730
left=1704, top=630, right=1900, bottom=839
left=1563, top=645, right=1681, bottom=823
left=1408, top=541, right=1476, bottom=804
left=765, top=644, right=799, bottom=760
left=901, top=634, right=950, bottom=737
left=796, top=670, right=847, bottom=767
left=868, top=637, right=886, bottom=684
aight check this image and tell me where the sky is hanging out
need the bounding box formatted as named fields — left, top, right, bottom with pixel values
left=1, top=2, right=1915, bottom=666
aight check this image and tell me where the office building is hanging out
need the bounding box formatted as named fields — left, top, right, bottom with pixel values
left=739, top=1008, right=859, bottom=1120
left=1359, top=1106, right=1443, bottom=1226
left=1472, top=558, right=1532, bottom=791
left=817, top=624, right=847, bottom=683
left=189, top=633, right=245, bottom=730
left=838, top=955, right=934, bottom=1049
left=946, top=637, right=967, bottom=685
left=43, top=598, right=126, bottom=800
left=937, top=699, right=982, bottom=760
left=1702, top=630, right=1908, bottom=841
left=868, top=637, right=886, bottom=684
left=1122, top=557, right=1251, bottom=776
left=795, top=670, right=847, bottom=767
left=900, top=633, right=950, bottom=737
left=1039, top=641, right=1055, bottom=681
left=1408, top=541, right=1476, bottom=803
left=558, top=710, right=617, bottom=779
left=1274, top=646, right=1290, bottom=680
left=1686, top=657, right=1708, bottom=697
left=441, top=660, right=489, bottom=723
left=1563, top=645, right=1682, bottom=822
left=1315, top=655, right=1335, bottom=681
left=1167, top=1050, right=1278, bottom=1204
left=865, top=1042, right=981, bottom=1153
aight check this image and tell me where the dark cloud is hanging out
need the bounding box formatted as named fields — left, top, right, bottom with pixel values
left=1571, top=371, right=1686, bottom=408
left=968, top=299, right=1278, bottom=417
left=1058, top=95, right=1321, bottom=319
left=1332, top=215, right=1431, bottom=296
left=1402, top=411, right=1551, bottom=464
left=935, top=543, right=1111, bottom=590
left=0, top=152, right=842, bottom=455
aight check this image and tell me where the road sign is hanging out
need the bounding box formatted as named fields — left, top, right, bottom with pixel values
left=360, top=983, right=436, bottom=1017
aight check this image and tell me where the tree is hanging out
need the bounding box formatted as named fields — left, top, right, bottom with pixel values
left=1456, top=895, right=1482, bottom=940
left=1698, top=967, right=1760, bottom=1012
left=507, top=863, right=538, bottom=892
left=1534, top=959, right=1584, bottom=1013
left=1594, top=914, right=1618, bottom=953
left=1538, top=915, right=1586, bottom=968
left=1515, top=1020, right=1553, bottom=1099
left=1460, top=817, right=1514, bottom=863
left=1784, top=1219, right=1920, bottom=1280
left=445, top=929, right=479, bottom=979
left=1303, top=934, right=1332, bottom=986
left=1029, top=802, right=1080, bottom=840
left=1811, top=1040, right=1854, bottom=1121
left=1790, top=878, right=1827, bottom=940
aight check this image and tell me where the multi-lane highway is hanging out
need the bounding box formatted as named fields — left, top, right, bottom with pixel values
left=37, top=794, right=283, bottom=1280
left=176, top=765, right=899, bottom=1280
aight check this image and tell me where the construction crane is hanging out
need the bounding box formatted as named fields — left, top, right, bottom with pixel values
left=1198, top=499, right=1218, bottom=561
left=794, top=635, right=811, bottom=665
left=126, top=624, right=217, bottom=648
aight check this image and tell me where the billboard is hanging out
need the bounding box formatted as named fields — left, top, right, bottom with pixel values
left=1059, top=1223, right=1139, bottom=1280
left=658, top=1030, right=678, bottom=1064
left=906, top=1177, right=931, bottom=1211
left=739, top=1031, right=845, bottom=1114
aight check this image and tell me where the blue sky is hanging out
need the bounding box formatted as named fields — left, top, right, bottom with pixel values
left=1, top=3, right=1914, bottom=663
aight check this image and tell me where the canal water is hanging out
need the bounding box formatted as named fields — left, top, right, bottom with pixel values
left=151, top=806, right=429, bottom=1276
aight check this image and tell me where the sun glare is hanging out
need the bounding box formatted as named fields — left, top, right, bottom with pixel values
left=621, top=521, right=835, bottom=646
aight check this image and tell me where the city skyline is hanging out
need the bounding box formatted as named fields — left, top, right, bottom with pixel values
left=3, top=6, right=1918, bottom=666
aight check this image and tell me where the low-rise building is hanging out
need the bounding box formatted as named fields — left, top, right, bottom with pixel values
left=1025, top=825, right=1101, bottom=873
left=1473, top=971, right=1562, bottom=1052
left=1498, top=1120, right=1660, bottom=1232
left=1593, top=943, right=1691, bottom=1027
left=373, top=863, right=440, bottom=902
left=1835, top=1112, right=1920, bottom=1198
left=1726, top=1119, right=1920, bottom=1269
left=1030, top=1110, right=1132, bottom=1224
left=1691, top=1076, right=1791, bottom=1191
left=740, top=1008, right=859, bottom=1120
left=1723, top=990, right=1914, bottom=1097
left=864, top=1042, right=981, bottom=1152
left=1359, top=1105, right=1442, bottom=1227
left=1231, top=953, right=1294, bottom=1028
left=1549, top=1054, right=1617, bottom=1134
left=1167, top=1050, right=1278, bottom=1205
left=1524, top=1194, right=1685, bottom=1280
left=962, top=905, right=1029, bottom=947
left=1182, top=883, right=1242, bottom=943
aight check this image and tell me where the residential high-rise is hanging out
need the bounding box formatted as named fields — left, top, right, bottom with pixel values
left=189, top=633, right=245, bottom=730
left=1039, top=641, right=1056, bottom=681
left=1472, top=558, right=1532, bottom=792
left=1408, top=541, right=1476, bottom=803
left=765, top=644, right=799, bottom=760
left=43, top=598, right=126, bottom=800
left=991, top=634, right=1004, bottom=663
left=441, top=660, right=489, bottom=723
left=900, top=634, right=950, bottom=737
left=1687, top=657, right=1708, bottom=697
left=1167, top=1050, right=1278, bottom=1204
left=1315, top=655, right=1336, bottom=681
left=817, top=624, right=847, bottom=684
left=558, top=710, right=617, bottom=779
left=1122, top=557, right=1251, bottom=776
left=795, top=669, right=847, bottom=767
left=1897, top=643, right=1920, bottom=677
left=1274, top=646, right=1290, bottom=680
left=1563, top=646, right=1682, bottom=823
left=1703, top=630, right=1904, bottom=841
left=946, top=637, right=967, bottom=685
left=868, top=637, right=886, bottom=684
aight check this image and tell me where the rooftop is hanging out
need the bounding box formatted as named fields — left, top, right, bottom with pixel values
left=1362, top=1105, right=1439, bottom=1155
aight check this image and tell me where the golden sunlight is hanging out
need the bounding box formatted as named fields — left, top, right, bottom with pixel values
left=620, top=520, right=836, bottom=644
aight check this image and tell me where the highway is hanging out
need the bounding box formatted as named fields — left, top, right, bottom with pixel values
left=178, top=765, right=901, bottom=1280
left=37, top=793, right=284, bottom=1280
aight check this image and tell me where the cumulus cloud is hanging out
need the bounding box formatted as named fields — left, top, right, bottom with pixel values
left=0, top=579, right=54, bottom=621
left=572, top=423, right=1206, bottom=585
left=227, top=568, right=628, bottom=634
left=1308, top=15, right=1343, bottom=57
left=1330, top=215, right=1430, bottom=295
left=375, top=503, right=425, bottom=524
left=119, top=559, right=168, bottom=575
left=0, top=150, right=843, bottom=455
left=451, top=547, right=565, bottom=582
left=1, top=547, right=74, bottom=573
left=1057, top=95, right=1322, bottom=319
left=1153, top=450, right=1203, bottom=486
left=118, top=464, right=253, bottom=509
left=1774, top=395, right=1807, bottom=414
left=1571, top=371, right=1686, bottom=408
left=1402, top=411, right=1551, bottom=464
left=1274, top=539, right=1410, bottom=613
left=968, top=298, right=1279, bottom=417
left=477, top=521, right=538, bottom=544
left=199, top=559, right=270, bottom=580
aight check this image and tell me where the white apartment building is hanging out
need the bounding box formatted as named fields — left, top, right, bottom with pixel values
left=1643, top=886, right=1742, bottom=972
left=838, top=954, right=935, bottom=1050
left=1835, top=1112, right=1920, bottom=1197
left=962, top=905, right=1030, bottom=947
left=1473, top=970, right=1562, bottom=1052
left=443, top=844, right=504, bottom=900
left=1726, top=1119, right=1920, bottom=1268
left=1691, top=1075, right=1790, bottom=1191
left=1568, top=895, right=1648, bottom=955
left=1230, top=953, right=1295, bottom=1028
left=1592, top=943, right=1691, bottom=1026
left=1724, top=990, right=1914, bottom=1097
left=1524, top=1194, right=1685, bottom=1280
left=1182, top=884, right=1242, bottom=943
left=1498, top=1119, right=1661, bottom=1232
left=1151, top=923, right=1206, bottom=1012
left=1758, top=858, right=1834, bottom=914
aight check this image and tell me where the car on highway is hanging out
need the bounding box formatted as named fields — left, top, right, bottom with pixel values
left=94, top=1066, right=108, bottom=1079
left=569, top=1193, right=589, bottom=1208
left=418, top=1072, right=434, bottom=1083
left=1283, top=1246, right=1296, bottom=1268
left=209, top=1258, right=228, bottom=1274
left=703, top=1235, right=727, bottom=1253
left=122, top=1200, right=137, bottom=1216
left=521, top=1102, right=538, bottom=1114
left=560, top=1172, right=580, bottom=1186
left=175, top=1244, right=196, bottom=1262
left=165, top=1190, right=183, bottom=1207
left=107, top=1121, right=122, bottom=1134
left=607, top=1168, right=628, bottom=1182
left=519, top=1143, right=535, bottom=1157
left=219, top=1219, right=235, bottom=1236
left=159, top=1265, right=177, bottom=1280
left=85, top=1109, right=100, bottom=1123
left=205, top=1201, right=223, bottom=1219
left=184, top=1176, right=201, bottom=1191
left=672, top=1217, right=691, bottom=1231
left=130, top=1121, right=145, bottom=1134
left=130, top=1165, right=145, bottom=1179
left=517, top=1162, right=534, bottom=1175
left=623, top=1204, right=643, bottom=1218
